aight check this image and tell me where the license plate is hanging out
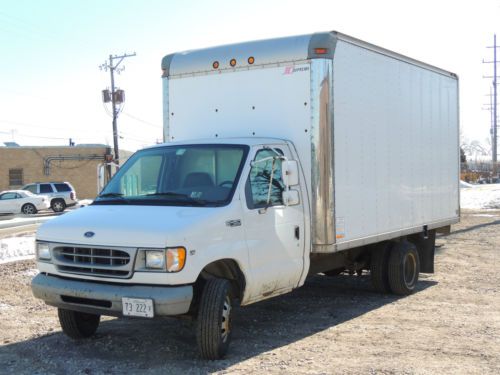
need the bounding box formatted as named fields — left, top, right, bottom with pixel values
left=122, top=297, right=154, bottom=318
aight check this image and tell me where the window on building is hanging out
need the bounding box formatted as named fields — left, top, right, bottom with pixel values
left=8, top=169, right=23, bottom=187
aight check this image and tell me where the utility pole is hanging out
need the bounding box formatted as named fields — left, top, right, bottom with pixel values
left=100, top=52, right=136, bottom=163
left=484, top=34, right=499, bottom=175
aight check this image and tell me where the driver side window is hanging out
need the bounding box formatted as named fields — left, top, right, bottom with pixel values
left=245, top=149, right=284, bottom=209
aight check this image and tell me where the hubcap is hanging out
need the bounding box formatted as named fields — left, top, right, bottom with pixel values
left=221, top=296, right=232, bottom=343
left=404, top=253, right=417, bottom=287
left=24, top=205, right=34, bottom=214
left=54, top=202, right=63, bottom=211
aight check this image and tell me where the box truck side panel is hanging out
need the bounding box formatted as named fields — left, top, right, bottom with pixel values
left=332, top=40, right=459, bottom=249
left=165, top=64, right=313, bottom=191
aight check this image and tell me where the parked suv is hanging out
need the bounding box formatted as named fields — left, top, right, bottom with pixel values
left=21, top=182, right=77, bottom=212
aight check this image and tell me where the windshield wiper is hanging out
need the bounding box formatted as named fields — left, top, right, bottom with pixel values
left=98, top=192, right=124, bottom=198
left=144, top=192, right=208, bottom=206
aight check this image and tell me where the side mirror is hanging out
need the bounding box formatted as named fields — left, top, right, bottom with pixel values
left=282, top=189, right=300, bottom=206
left=282, top=160, right=299, bottom=186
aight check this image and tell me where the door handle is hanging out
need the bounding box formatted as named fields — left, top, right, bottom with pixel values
left=294, top=226, right=300, bottom=240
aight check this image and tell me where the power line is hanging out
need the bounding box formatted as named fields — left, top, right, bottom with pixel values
left=122, top=112, right=162, bottom=128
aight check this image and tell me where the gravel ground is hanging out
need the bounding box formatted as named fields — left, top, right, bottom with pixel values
left=0, top=211, right=499, bottom=374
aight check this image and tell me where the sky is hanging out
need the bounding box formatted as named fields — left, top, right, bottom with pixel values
left=0, top=0, right=499, bottom=155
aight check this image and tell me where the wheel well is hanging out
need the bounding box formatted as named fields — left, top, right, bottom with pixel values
left=189, top=259, right=246, bottom=316
left=200, top=259, right=246, bottom=298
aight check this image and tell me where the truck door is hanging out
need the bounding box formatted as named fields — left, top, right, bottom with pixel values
left=241, top=145, right=305, bottom=301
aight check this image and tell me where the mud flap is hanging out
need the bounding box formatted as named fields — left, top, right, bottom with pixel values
left=409, top=230, right=436, bottom=274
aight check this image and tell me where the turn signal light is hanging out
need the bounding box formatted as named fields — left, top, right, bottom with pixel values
left=166, top=247, right=186, bottom=272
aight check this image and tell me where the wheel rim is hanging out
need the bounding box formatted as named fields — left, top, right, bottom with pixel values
left=404, top=252, right=417, bottom=287
left=23, top=205, right=34, bottom=214
left=221, top=296, right=232, bottom=343
left=53, top=202, right=64, bottom=211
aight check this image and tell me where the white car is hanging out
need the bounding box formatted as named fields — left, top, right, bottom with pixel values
left=0, top=190, right=50, bottom=215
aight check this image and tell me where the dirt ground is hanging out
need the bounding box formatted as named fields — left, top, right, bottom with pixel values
left=0, top=211, right=499, bottom=374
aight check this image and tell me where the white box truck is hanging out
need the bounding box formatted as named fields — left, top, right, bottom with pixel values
left=32, top=31, right=459, bottom=359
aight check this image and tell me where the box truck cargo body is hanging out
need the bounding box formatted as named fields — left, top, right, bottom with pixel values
left=32, top=31, right=459, bottom=359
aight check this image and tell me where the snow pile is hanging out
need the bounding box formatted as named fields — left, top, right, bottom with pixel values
left=460, top=180, right=474, bottom=189
left=0, top=235, right=36, bottom=264
left=461, top=183, right=500, bottom=210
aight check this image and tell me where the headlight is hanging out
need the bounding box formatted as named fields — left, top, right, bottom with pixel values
left=166, top=247, right=186, bottom=272
left=145, top=250, right=165, bottom=269
left=37, top=242, right=51, bottom=260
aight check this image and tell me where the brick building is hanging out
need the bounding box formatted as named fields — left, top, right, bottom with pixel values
left=0, top=144, right=115, bottom=199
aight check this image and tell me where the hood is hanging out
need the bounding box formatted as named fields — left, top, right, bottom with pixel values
left=37, top=204, right=235, bottom=248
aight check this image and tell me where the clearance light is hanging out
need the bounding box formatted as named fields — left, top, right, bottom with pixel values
left=230, top=58, right=237, bottom=67
left=248, top=56, right=255, bottom=64
left=212, top=61, right=219, bottom=69
left=314, top=48, right=328, bottom=54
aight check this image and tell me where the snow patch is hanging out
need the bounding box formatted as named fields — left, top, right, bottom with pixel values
left=0, top=235, right=36, bottom=264
left=461, top=183, right=500, bottom=210
left=0, top=302, right=13, bottom=311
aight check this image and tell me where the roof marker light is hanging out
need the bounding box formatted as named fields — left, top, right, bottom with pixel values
left=212, top=61, right=219, bottom=69
left=230, top=58, right=237, bottom=67
left=248, top=56, right=255, bottom=64
left=314, top=48, right=328, bottom=54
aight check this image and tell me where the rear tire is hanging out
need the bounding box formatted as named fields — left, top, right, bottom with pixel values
left=388, top=241, right=420, bottom=295
left=324, top=268, right=344, bottom=277
left=197, top=278, right=234, bottom=360
left=21, top=203, right=37, bottom=215
left=370, top=243, right=392, bottom=293
left=58, top=308, right=100, bottom=339
left=51, top=199, right=66, bottom=212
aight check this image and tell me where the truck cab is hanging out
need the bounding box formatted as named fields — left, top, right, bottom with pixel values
left=32, top=138, right=310, bottom=358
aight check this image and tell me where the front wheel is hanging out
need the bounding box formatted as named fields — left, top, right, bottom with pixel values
left=196, top=278, right=234, bottom=360
left=58, top=308, right=100, bottom=339
left=21, top=203, right=37, bottom=215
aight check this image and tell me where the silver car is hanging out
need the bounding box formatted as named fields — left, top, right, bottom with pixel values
left=21, top=182, right=77, bottom=212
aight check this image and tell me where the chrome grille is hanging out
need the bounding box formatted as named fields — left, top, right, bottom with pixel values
left=53, top=246, right=134, bottom=278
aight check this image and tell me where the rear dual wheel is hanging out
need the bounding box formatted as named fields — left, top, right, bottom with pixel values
left=371, top=241, right=420, bottom=295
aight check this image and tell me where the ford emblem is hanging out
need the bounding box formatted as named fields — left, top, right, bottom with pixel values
left=84, top=231, right=95, bottom=238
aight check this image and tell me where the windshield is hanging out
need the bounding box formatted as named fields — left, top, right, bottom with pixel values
left=95, top=144, right=249, bottom=207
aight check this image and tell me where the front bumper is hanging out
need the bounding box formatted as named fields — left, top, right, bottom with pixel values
left=32, top=273, right=193, bottom=317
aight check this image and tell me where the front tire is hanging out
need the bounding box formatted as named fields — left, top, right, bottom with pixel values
left=388, top=241, right=420, bottom=295
left=197, top=278, right=234, bottom=360
left=21, top=203, right=37, bottom=215
left=58, top=308, right=100, bottom=339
